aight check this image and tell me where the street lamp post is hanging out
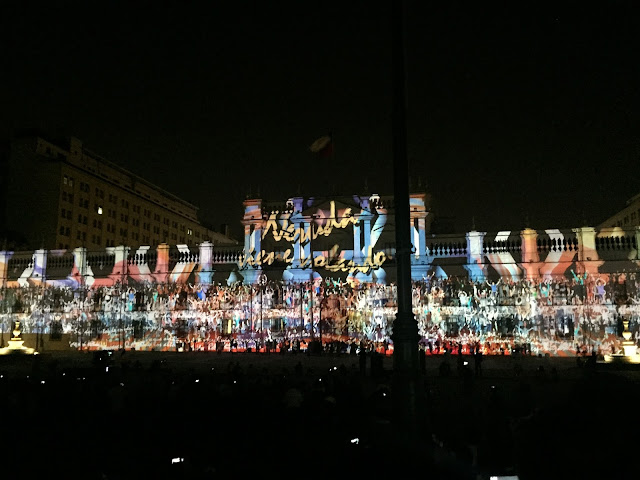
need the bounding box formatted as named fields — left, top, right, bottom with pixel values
left=390, top=0, right=425, bottom=464
left=1, top=265, right=6, bottom=348
left=300, top=283, right=304, bottom=342
left=319, top=293, right=326, bottom=354
left=258, top=272, right=267, bottom=352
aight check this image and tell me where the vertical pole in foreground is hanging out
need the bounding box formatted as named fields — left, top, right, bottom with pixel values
left=391, top=0, right=426, bottom=460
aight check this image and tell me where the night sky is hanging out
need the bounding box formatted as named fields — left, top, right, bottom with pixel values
left=2, top=2, right=639, bottom=240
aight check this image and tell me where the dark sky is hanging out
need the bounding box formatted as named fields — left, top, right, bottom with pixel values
left=2, top=1, right=640, bottom=240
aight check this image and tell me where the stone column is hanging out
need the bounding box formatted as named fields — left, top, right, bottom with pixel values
left=464, top=230, right=487, bottom=281
left=0, top=250, right=9, bottom=288
left=72, top=246, right=89, bottom=288
left=152, top=243, right=170, bottom=284
left=520, top=228, right=543, bottom=280
left=572, top=226, right=605, bottom=275
left=33, top=249, right=48, bottom=285
left=197, top=241, right=214, bottom=285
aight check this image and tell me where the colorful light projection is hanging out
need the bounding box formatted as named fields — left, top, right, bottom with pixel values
left=238, top=197, right=389, bottom=280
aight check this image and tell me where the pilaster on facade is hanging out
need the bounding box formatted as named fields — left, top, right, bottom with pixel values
left=196, top=241, right=214, bottom=285
left=0, top=251, right=9, bottom=287
left=572, top=226, right=605, bottom=275
left=464, top=230, right=487, bottom=281
left=409, top=193, right=432, bottom=281
left=354, top=209, right=374, bottom=265
left=287, top=211, right=306, bottom=269
left=409, top=193, right=428, bottom=260
left=283, top=211, right=313, bottom=284
left=519, top=228, right=544, bottom=279
left=33, top=249, right=48, bottom=285
left=72, top=247, right=90, bottom=287
left=153, top=243, right=170, bottom=283
left=241, top=198, right=264, bottom=283
left=108, top=245, right=130, bottom=284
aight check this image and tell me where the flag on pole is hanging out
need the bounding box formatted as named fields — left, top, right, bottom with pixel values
left=309, top=134, right=333, bottom=157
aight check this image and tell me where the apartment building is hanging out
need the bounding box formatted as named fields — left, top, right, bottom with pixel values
left=597, top=192, right=640, bottom=230
left=2, top=135, right=238, bottom=250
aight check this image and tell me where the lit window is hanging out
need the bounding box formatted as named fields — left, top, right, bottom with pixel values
left=98, top=206, right=103, bottom=215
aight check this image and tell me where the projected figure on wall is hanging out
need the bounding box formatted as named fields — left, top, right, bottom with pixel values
left=486, top=278, right=501, bottom=304
left=571, top=269, right=588, bottom=303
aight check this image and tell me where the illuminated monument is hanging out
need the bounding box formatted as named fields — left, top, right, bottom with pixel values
left=603, top=318, right=640, bottom=364
left=0, top=320, right=35, bottom=355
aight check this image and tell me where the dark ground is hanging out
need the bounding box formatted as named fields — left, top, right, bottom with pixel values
left=1, top=350, right=638, bottom=480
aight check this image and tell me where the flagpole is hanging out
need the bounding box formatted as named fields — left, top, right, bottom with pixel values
left=330, top=129, right=335, bottom=166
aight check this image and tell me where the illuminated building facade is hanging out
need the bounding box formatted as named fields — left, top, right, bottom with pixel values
left=2, top=135, right=238, bottom=251
left=0, top=189, right=639, bottom=357
left=238, top=192, right=432, bottom=285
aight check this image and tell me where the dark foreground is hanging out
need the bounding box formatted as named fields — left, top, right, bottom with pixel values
left=1, top=350, right=639, bottom=480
